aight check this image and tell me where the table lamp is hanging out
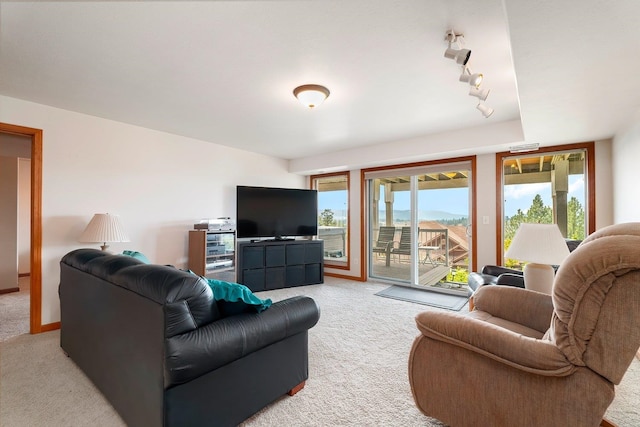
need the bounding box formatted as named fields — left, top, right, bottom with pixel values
left=79, top=213, right=130, bottom=251
left=504, top=223, right=570, bottom=294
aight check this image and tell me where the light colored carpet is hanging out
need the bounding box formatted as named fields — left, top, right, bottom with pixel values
left=0, top=277, right=30, bottom=342
left=1, top=277, right=638, bottom=426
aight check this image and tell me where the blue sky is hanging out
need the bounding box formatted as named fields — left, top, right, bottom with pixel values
left=319, top=175, right=585, bottom=218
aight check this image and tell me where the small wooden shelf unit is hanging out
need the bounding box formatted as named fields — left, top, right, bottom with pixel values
left=188, top=230, right=236, bottom=281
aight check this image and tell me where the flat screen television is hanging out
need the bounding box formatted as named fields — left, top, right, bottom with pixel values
left=236, top=186, right=318, bottom=239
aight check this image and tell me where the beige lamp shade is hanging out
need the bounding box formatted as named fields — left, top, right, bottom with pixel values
left=79, top=213, right=130, bottom=251
left=505, top=223, right=570, bottom=294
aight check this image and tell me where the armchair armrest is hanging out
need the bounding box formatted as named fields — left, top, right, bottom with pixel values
left=414, top=311, right=573, bottom=376
left=473, top=285, right=553, bottom=334
left=165, top=295, right=320, bottom=387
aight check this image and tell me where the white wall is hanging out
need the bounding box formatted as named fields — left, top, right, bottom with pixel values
left=594, top=139, right=614, bottom=229
left=1, top=95, right=305, bottom=325
left=289, top=119, right=525, bottom=175
left=474, top=153, right=498, bottom=269
left=612, top=112, right=640, bottom=223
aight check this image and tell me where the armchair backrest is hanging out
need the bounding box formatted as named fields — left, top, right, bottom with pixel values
left=549, top=222, right=640, bottom=384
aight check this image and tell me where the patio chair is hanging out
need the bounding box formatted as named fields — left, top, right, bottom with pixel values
left=372, top=226, right=396, bottom=267
left=392, top=226, right=412, bottom=262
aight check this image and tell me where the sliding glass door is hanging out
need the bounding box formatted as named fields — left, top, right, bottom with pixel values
left=365, top=160, right=473, bottom=295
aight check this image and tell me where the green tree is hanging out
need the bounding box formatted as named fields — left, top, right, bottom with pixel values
left=526, top=194, right=553, bottom=224
left=567, top=196, right=585, bottom=239
left=504, top=208, right=526, bottom=241
left=319, top=209, right=336, bottom=226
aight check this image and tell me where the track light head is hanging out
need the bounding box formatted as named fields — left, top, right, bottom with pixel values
left=469, top=86, right=490, bottom=101
left=477, top=103, right=494, bottom=118
left=459, top=68, right=483, bottom=87
left=444, top=47, right=471, bottom=65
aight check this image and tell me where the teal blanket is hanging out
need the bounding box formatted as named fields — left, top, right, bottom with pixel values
left=206, top=278, right=272, bottom=313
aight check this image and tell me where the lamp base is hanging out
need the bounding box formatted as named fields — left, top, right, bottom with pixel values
left=100, top=243, right=110, bottom=251
left=523, top=263, right=555, bottom=294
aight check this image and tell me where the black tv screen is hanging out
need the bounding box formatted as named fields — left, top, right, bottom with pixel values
left=236, top=186, right=318, bottom=239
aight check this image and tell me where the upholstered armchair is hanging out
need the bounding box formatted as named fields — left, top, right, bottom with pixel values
left=409, top=222, right=640, bottom=427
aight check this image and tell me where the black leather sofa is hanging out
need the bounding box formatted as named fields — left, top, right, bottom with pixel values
left=59, top=249, right=320, bottom=427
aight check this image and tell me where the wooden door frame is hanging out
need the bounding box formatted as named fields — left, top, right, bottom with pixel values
left=0, top=122, right=43, bottom=333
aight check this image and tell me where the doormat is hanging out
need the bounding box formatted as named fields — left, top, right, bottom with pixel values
left=375, top=285, right=468, bottom=311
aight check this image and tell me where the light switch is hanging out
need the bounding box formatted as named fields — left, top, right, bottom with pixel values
left=482, top=216, right=490, bottom=225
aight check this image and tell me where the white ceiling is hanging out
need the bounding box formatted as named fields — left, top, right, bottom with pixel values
left=1, top=1, right=639, bottom=162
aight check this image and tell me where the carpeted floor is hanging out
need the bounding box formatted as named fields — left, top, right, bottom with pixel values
left=0, top=277, right=30, bottom=342
left=1, top=277, right=638, bottom=426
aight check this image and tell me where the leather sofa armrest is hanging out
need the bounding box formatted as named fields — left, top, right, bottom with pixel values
left=467, top=272, right=496, bottom=292
left=482, top=265, right=523, bottom=277
left=164, top=295, right=320, bottom=387
left=495, top=272, right=525, bottom=288
left=472, top=285, right=553, bottom=334
left=414, top=311, right=572, bottom=376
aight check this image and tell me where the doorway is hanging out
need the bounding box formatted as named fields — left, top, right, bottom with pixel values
left=364, top=158, right=474, bottom=295
left=0, top=122, right=43, bottom=335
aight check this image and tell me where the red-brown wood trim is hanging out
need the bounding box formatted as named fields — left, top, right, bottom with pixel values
left=309, top=171, right=351, bottom=271
left=361, top=155, right=477, bottom=278
left=0, top=287, right=20, bottom=295
left=325, top=271, right=366, bottom=282
left=18, top=272, right=31, bottom=278
left=470, top=156, right=477, bottom=272
left=0, top=122, right=43, bottom=334
left=41, top=321, right=61, bottom=332
left=495, top=142, right=596, bottom=264
left=600, top=418, right=618, bottom=427
left=287, top=381, right=305, bottom=396
left=359, top=169, right=367, bottom=281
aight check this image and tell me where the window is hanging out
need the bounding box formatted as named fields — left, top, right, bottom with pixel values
left=496, top=142, right=595, bottom=265
left=311, top=172, right=350, bottom=269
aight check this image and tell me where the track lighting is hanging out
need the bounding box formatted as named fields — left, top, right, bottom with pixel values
left=469, top=86, right=490, bottom=101
left=443, top=29, right=494, bottom=118
left=443, top=30, right=471, bottom=65
left=459, top=67, right=483, bottom=87
left=444, top=47, right=471, bottom=65
left=477, top=103, right=494, bottom=118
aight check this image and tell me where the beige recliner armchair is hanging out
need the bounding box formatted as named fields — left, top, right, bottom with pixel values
left=409, top=222, right=640, bottom=427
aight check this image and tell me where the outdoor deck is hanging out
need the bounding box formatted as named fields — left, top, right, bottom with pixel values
left=370, top=255, right=468, bottom=293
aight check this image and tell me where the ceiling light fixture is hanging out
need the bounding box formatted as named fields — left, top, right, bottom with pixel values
left=476, top=103, right=494, bottom=118
left=459, top=67, right=483, bottom=87
left=469, top=86, right=490, bottom=101
left=444, top=31, right=471, bottom=65
left=443, top=30, right=494, bottom=118
left=293, top=84, right=330, bottom=109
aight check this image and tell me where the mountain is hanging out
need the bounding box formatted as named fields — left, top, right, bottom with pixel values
left=385, top=209, right=468, bottom=221
left=319, top=209, right=467, bottom=222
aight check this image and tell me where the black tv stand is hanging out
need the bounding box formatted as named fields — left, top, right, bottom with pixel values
left=237, top=239, right=324, bottom=292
